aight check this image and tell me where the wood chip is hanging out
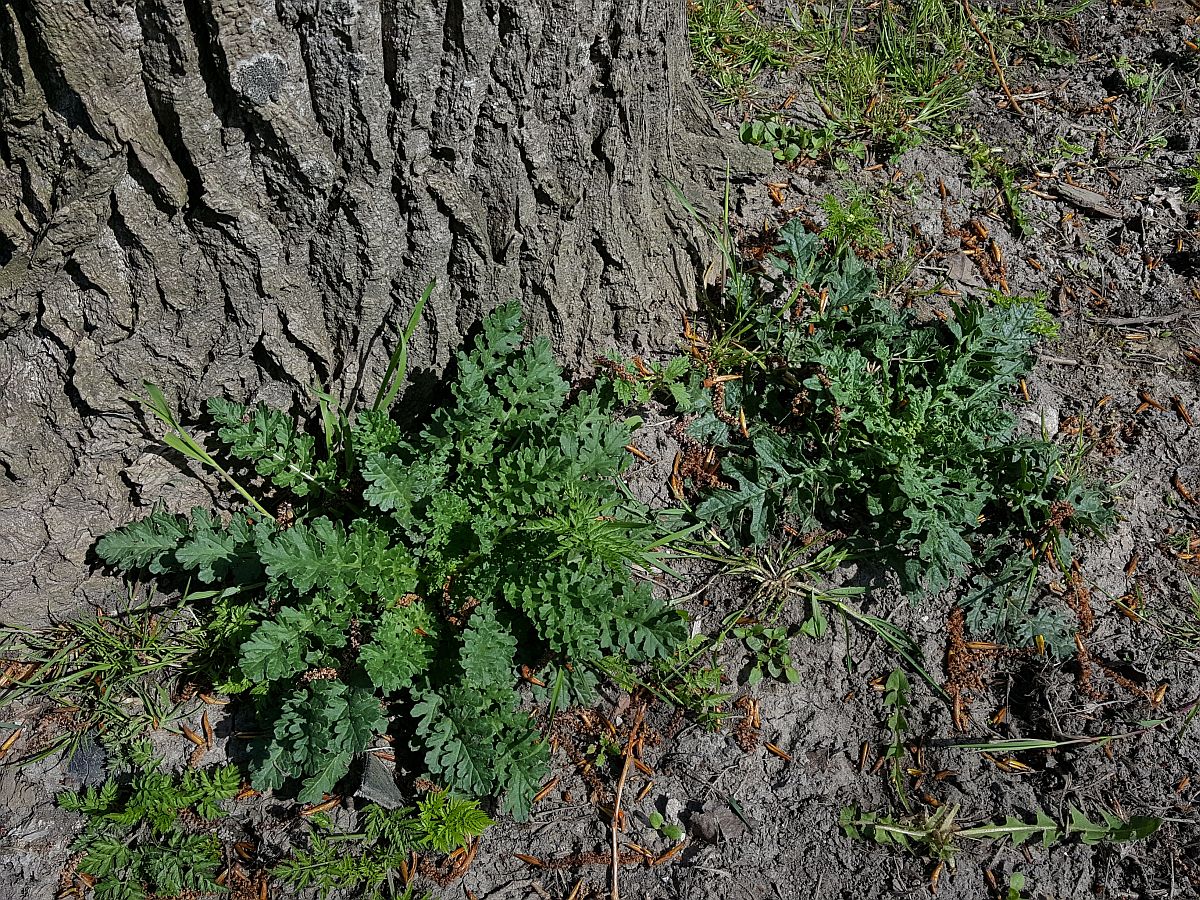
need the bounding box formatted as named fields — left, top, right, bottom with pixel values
left=0, top=728, right=21, bottom=758
left=1172, top=472, right=1197, bottom=504
left=764, top=742, right=793, bottom=762
left=181, top=724, right=206, bottom=748
left=533, top=777, right=560, bottom=805
left=300, top=795, right=341, bottom=816
left=1053, top=181, right=1122, bottom=219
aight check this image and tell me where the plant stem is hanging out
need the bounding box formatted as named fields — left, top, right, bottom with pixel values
left=610, top=705, right=644, bottom=900
left=960, top=0, right=1024, bottom=116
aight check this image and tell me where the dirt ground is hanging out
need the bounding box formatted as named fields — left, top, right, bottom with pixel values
left=3, top=1, right=1200, bottom=899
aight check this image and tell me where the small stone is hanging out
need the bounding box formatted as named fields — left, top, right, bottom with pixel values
left=688, top=799, right=750, bottom=844
left=690, top=809, right=721, bottom=844
left=356, top=753, right=405, bottom=809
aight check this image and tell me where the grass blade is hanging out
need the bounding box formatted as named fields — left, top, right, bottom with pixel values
left=373, top=280, right=434, bottom=412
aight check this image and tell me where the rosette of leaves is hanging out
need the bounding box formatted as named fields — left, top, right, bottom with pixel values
left=678, top=221, right=1113, bottom=651
left=97, top=302, right=686, bottom=818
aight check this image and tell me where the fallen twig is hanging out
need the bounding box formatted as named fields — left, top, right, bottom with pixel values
left=1033, top=351, right=1080, bottom=366
left=610, top=705, right=645, bottom=900
left=1054, top=182, right=1122, bottom=219
left=960, top=0, right=1024, bottom=116
left=1093, top=312, right=1191, bottom=327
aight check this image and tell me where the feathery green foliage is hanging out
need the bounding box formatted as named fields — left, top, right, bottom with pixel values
left=274, top=794, right=490, bottom=900
left=820, top=191, right=886, bottom=256
left=56, top=741, right=238, bottom=900
left=97, top=302, right=686, bottom=816
left=404, top=790, right=495, bottom=854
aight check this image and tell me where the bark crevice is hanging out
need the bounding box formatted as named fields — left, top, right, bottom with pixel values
left=0, top=0, right=768, bottom=617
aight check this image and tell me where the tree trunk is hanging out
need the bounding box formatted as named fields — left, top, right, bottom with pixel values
left=0, top=0, right=765, bottom=617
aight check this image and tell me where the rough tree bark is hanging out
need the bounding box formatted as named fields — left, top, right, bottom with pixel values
left=0, top=0, right=764, bottom=618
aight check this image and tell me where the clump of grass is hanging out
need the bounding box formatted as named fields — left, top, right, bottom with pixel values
left=1113, top=55, right=1170, bottom=109
left=728, top=0, right=1089, bottom=161
left=841, top=800, right=1160, bottom=860
left=801, top=0, right=985, bottom=155
left=688, top=0, right=797, bottom=104
left=0, top=596, right=204, bottom=761
left=976, top=0, right=1094, bottom=68
left=1158, top=577, right=1200, bottom=647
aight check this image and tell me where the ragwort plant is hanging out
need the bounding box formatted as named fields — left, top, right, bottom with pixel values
left=674, top=219, right=1113, bottom=651
left=96, top=300, right=687, bottom=818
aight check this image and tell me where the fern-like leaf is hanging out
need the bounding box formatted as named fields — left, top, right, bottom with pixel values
left=239, top=607, right=314, bottom=683
left=412, top=692, right=499, bottom=799
left=77, top=837, right=132, bottom=879
left=95, top=506, right=189, bottom=574
left=457, top=603, right=517, bottom=694
left=359, top=603, right=438, bottom=694
left=250, top=681, right=385, bottom=802
left=256, top=518, right=344, bottom=594
left=208, top=397, right=327, bottom=496
left=174, top=507, right=258, bottom=583
left=492, top=719, right=549, bottom=822
left=603, top=588, right=688, bottom=662
left=361, top=454, right=444, bottom=525
left=414, top=792, right=495, bottom=853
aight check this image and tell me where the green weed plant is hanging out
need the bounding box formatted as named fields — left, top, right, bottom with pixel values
left=56, top=739, right=239, bottom=900
left=733, top=623, right=800, bottom=685
left=738, top=116, right=839, bottom=163
left=96, top=302, right=687, bottom=817
left=675, top=219, right=1112, bottom=651
left=841, top=801, right=1161, bottom=860
left=820, top=191, right=886, bottom=257
left=275, top=794, right=491, bottom=900
left=987, top=289, right=1059, bottom=340
left=1184, top=157, right=1200, bottom=203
